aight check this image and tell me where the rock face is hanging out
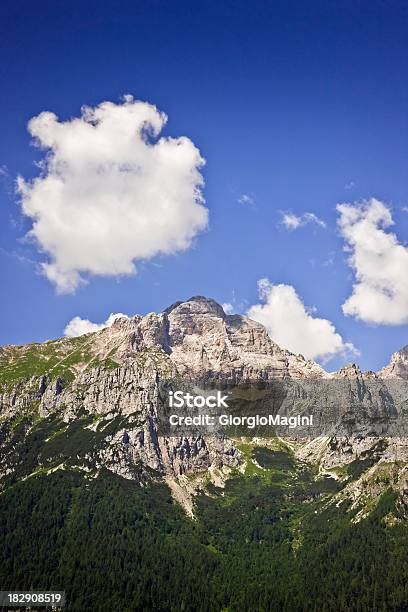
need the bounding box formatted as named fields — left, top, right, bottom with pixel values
left=1, top=295, right=408, bottom=511
left=73, top=296, right=328, bottom=382
left=164, top=296, right=328, bottom=382
left=378, top=346, right=408, bottom=379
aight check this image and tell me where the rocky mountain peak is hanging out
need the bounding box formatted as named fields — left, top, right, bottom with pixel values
left=164, top=296, right=226, bottom=319
left=378, top=344, right=408, bottom=379
left=333, top=363, right=364, bottom=379
left=392, top=345, right=408, bottom=362
left=159, top=296, right=328, bottom=381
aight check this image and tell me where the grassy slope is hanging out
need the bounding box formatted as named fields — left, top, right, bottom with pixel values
left=0, top=333, right=120, bottom=388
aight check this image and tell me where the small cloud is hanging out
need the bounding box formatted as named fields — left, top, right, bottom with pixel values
left=402, top=206, right=408, bottom=213
left=222, top=302, right=234, bottom=314
left=280, top=211, right=326, bottom=230
left=280, top=212, right=302, bottom=230
left=338, top=198, right=408, bottom=325
left=64, top=312, right=128, bottom=337
left=238, top=194, right=255, bottom=206
left=247, top=279, right=357, bottom=362
left=344, top=181, right=355, bottom=190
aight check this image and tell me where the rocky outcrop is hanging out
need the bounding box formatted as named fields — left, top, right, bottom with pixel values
left=378, top=345, right=408, bottom=379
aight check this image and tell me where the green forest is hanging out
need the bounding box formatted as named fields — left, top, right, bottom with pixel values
left=1, top=443, right=408, bottom=612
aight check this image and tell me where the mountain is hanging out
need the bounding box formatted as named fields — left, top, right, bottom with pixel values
left=2, top=296, right=408, bottom=610
left=0, top=296, right=328, bottom=487
left=379, top=345, right=408, bottom=379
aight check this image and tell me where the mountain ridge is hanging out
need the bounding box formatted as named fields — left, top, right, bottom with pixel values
left=2, top=295, right=406, bottom=384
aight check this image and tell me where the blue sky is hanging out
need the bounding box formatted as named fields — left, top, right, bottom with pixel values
left=1, top=0, right=408, bottom=371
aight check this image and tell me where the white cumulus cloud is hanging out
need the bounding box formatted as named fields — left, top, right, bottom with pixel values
left=280, top=211, right=326, bottom=230
left=338, top=198, right=408, bottom=325
left=64, top=312, right=127, bottom=337
left=17, top=95, right=208, bottom=293
left=247, top=279, right=356, bottom=362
